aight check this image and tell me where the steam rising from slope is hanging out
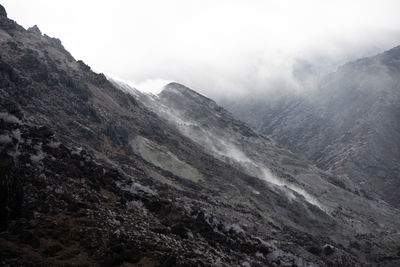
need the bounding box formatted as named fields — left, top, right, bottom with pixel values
left=116, top=81, right=328, bottom=212
left=175, top=117, right=326, bottom=211
left=106, top=74, right=171, bottom=94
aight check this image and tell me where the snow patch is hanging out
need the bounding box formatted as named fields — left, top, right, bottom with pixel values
left=48, top=140, right=61, bottom=148
left=0, top=112, right=21, bottom=124
left=30, top=152, right=45, bottom=163
left=12, top=129, right=22, bottom=142
left=71, top=146, right=83, bottom=155
left=224, top=223, right=245, bottom=234
left=129, top=182, right=158, bottom=196
left=129, top=200, right=148, bottom=215
left=252, top=189, right=260, bottom=195
left=30, top=143, right=46, bottom=164
left=0, top=134, right=12, bottom=144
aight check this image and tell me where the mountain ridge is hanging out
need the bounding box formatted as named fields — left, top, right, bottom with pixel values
left=222, top=44, right=400, bottom=208
left=1, top=4, right=400, bottom=266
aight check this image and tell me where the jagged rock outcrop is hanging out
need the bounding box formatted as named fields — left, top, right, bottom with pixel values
left=0, top=4, right=6, bottom=17
left=27, top=25, right=42, bottom=36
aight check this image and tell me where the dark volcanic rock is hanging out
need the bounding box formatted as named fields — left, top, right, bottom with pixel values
left=1, top=3, right=400, bottom=266
left=0, top=156, right=23, bottom=232
left=43, top=245, right=62, bottom=257
left=0, top=4, right=7, bottom=17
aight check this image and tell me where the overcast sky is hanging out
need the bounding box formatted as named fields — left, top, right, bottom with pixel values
left=2, top=0, right=400, bottom=97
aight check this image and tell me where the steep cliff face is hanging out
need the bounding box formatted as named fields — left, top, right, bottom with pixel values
left=1, top=4, right=400, bottom=266
left=223, top=46, right=400, bottom=208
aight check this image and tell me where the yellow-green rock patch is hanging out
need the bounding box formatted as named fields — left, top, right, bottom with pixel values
left=131, top=135, right=203, bottom=183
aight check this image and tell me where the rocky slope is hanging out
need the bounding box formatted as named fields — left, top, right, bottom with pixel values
left=112, top=80, right=400, bottom=266
left=2, top=115, right=287, bottom=266
left=223, top=46, right=400, bottom=209
left=1, top=4, right=400, bottom=266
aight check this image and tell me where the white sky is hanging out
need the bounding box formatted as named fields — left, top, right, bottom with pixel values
left=2, top=0, right=400, bottom=96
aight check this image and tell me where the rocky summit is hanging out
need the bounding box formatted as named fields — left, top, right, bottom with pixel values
left=1, top=3, right=400, bottom=267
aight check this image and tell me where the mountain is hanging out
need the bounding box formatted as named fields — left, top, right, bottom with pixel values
left=222, top=46, right=400, bottom=209
left=1, top=4, right=400, bottom=266
left=112, top=80, right=400, bottom=265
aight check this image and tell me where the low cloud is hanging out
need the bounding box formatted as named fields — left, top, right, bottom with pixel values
left=4, top=0, right=400, bottom=99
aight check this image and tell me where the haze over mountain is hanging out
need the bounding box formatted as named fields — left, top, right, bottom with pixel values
left=222, top=45, right=400, bottom=209
left=1, top=2, right=400, bottom=267
left=3, top=0, right=400, bottom=96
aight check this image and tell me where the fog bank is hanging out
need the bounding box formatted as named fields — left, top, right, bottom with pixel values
left=3, top=0, right=400, bottom=98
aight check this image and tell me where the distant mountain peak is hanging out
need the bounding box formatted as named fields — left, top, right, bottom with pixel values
left=164, top=81, right=186, bottom=89
left=161, top=82, right=214, bottom=103
left=162, top=82, right=198, bottom=95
